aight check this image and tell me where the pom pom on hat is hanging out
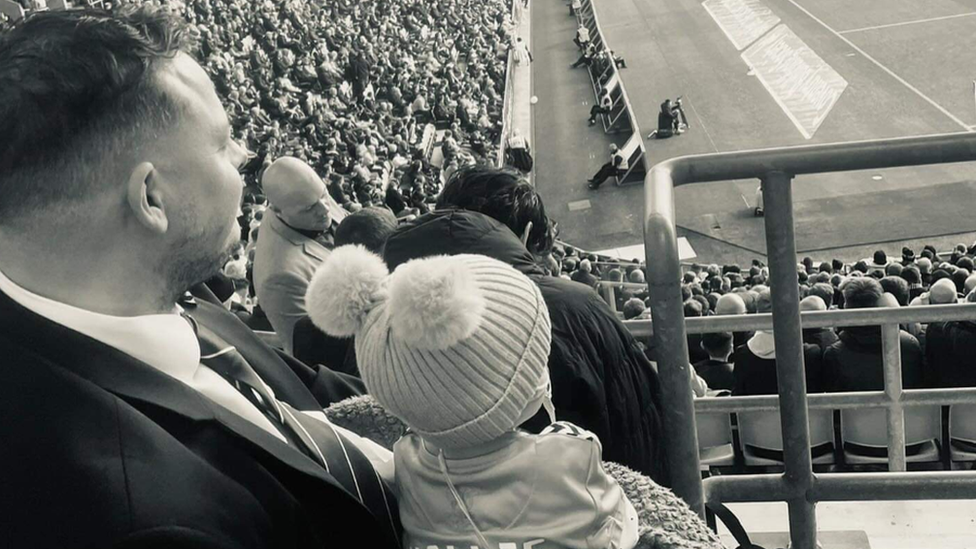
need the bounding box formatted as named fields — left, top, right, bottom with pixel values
left=306, top=245, right=389, bottom=337
left=387, top=255, right=486, bottom=350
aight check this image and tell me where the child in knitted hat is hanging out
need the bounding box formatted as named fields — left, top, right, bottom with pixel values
left=307, top=246, right=638, bottom=549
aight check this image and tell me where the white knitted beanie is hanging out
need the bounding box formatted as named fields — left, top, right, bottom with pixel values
left=306, top=245, right=552, bottom=450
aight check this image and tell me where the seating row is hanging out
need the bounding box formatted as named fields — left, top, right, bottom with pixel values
left=573, top=0, right=647, bottom=186
left=697, top=405, right=976, bottom=471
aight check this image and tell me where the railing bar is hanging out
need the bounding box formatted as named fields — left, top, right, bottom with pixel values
left=664, top=131, right=976, bottom=185
left=623, top=303, right=976, bottom=337
left=882, top=323, right=908, bottom=471
left=643, top=175, right=704, bottom=515
left=694, top=388, right=976, bottom=412
left=762, top=171, right=818, bottom=549
left=703, top=472, right=976, bottom=504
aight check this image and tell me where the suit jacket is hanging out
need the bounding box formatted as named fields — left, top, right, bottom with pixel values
left=253, top=214, right=331, bottom=354
left=0, top=289, right=398, bottom=549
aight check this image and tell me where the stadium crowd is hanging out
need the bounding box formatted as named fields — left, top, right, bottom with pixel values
left=557, top=243, right=976, bottom=395
left=113, top=0, right=514, bottom=217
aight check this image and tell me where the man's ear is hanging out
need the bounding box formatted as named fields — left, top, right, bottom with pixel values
left=126, top=162, right=168, bottom=234
left=520, top=220, right=534, bottom=248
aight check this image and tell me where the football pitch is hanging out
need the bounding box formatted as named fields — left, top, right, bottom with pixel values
left=532, top=0, right=976, bottom=262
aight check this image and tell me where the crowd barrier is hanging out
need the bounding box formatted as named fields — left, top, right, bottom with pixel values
left=572, top=0, right=647, bottom=186
left=638, top=131, right=976, bottom=549
left=497, top=0, right=524, bottom=169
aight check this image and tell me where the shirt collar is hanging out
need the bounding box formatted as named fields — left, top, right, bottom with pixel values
left=0, top=267, right=201, bottom=383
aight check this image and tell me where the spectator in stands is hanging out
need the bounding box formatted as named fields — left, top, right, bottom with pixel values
left=800, top=295, right=838, bottom=352
left=684, top=299, right=709, bottom=365
left=808, top=282, right=834, bottom=309
left=823, top=278, right=924, bottom=392
left=693, top=332, right=735, bottom=392
left=292, top=207, right=399, bottom=375
left=383, top=165, right=670, bottom=484
left=731, top=289, right=824, bottom=395
left=0, top=8, right=400, bottom=548
left=252, top=156, right=343, bottom=354
left=880, top=275, right=910, bottom=307
left=307, top=247, right=640, bottom=549
left=715, top=293, right=754, bottom=349
left=623, top=296, right=647, bottom=320
left=926, top=307, right=976, bottom=388
left=928, top=278, right=959, bottom=305
left=867, top=249, right=889, bottom=277
left=918, top=257, right=934, bottom=286
left=572, top=258, right=600, bottom=287
left=587, top=143, right=628, bottom=189
left=902, top=266, right=925, bottom=302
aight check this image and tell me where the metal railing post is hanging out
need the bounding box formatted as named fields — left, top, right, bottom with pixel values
left=644, top=165, right=704, bottom=517
left=882, top=322, right=908, bottom=470
left=761, top=171, right=818, bottom=549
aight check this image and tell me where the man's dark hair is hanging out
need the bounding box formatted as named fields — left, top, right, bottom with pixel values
left=335, top=207, right=399, bottom=254
left=701, top=331, right=732, bottom=355
left=879, top=276, right=909, bottom=306
left=808, top=282, right=834, bottom=308
left=901, top=266, right=921, bottom=285
left=0, top=7, right=196, bottom=228
left=842, top=277, right=883, bottom=309
left=436, top=165, right=555, bottom=254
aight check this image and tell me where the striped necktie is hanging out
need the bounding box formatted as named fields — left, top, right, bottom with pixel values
left=187, top=315, right=402, bottom=545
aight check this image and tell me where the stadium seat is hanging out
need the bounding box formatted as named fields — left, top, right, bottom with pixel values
left=696, top=411, right=735, bottom=467
left=738, top=409, right=835, bottom=467
left=840, top=406, right=941, bottom=465
left=948, top=404, right=976, bottom=462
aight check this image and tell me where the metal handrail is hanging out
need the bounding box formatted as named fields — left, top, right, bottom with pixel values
left=624, top=302, right=976, bottom=336
left=643, top=131, right=976, bottom=549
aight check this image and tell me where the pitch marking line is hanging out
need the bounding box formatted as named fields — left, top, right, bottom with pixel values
left=784, top=0, right=972, bottom=132
left=839, top=12, right=976, bottom=35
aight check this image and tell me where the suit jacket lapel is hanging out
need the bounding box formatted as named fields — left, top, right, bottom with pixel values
left=183, top=298, right=322, bottom=411
left=0, top=290, right=353, bottom=496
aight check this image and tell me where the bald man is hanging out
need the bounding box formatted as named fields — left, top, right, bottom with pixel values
left=715, top=293, right=754, bottom=349
left=253, top=157, right=347, bottom=353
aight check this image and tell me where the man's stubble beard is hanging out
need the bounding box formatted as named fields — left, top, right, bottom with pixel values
left=161, top=216, right=238, bottom=307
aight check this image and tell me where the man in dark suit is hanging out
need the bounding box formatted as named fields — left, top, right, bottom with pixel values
left=0, top=7, right=399, bottom=548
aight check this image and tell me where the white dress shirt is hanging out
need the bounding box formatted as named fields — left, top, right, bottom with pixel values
left=0, top=268, right=393, bottom=480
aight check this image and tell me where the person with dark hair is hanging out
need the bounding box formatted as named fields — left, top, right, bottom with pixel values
left=382, top=166, right=670, bottom=484
left=901, top=265, right=925, bottom=301
left=0, top=8, right=400, bottom=548
left=435, top=165, right=555, bottom=255
left=693, top=331, right=735, bottom=391
left=823, top=278, right=924, bottom=392
left=807, top=282, right=834, bottom=308
left=731, top=289, right=824, bottom=395
left=880, top=275, right=910, bottom=307
left=334, top=206, right=399, bottom=254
